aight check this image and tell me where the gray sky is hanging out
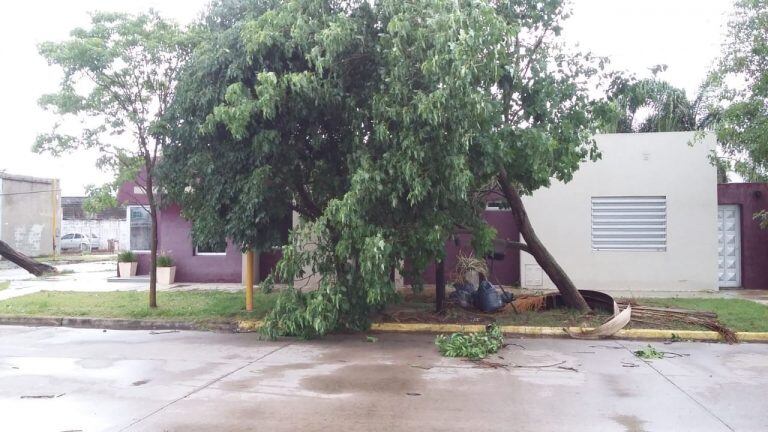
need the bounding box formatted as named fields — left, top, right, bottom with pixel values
left=0, top=0, right=733, bottom=195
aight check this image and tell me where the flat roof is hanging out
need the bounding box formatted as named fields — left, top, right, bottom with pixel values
left=0, top=172, right=57, bottom=184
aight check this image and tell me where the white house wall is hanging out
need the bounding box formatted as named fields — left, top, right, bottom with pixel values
left=520, top=132, right=719, bottom=293
left=61, top=219, right=128, bottom=251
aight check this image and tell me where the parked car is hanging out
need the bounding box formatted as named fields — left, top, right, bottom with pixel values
left=60, top=233, right=99, bottom=252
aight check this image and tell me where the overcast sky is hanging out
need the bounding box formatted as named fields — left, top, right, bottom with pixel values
left=0, top=0, right=733, bottom=195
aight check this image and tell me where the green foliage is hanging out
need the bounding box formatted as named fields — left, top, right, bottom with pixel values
left=633, top=344, right=664, bottom=360
left=261, top=288, right=338, bottom=339
left=435, top=324, right=504, bottom=359
left=755, top=210, right=768, bottom=230
left=166, top=0, right=604, bottom=338
left=35, top=10, right=191, bottom=171
left=601, top=66, right=717, bottom=133
left=156, top=254, right=174, bottom=267
left=117, top=251, right=137, bottom=263
left=82, top=184, right=119, bottom=215
left=35, top=10, right=193, bottom=306
left=711, top=0, right=768, bottom=181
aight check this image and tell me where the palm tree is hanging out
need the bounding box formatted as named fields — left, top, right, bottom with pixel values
left=603, top=74, right=718, bottom=133
left=600, top=70, right=729, bottom=182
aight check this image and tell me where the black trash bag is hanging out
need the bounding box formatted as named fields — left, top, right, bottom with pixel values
left=449, top=282, right=476, bottom=310
left=475, top=280, right=513, bottom=313
left=501, top=289, right=515, bottom=304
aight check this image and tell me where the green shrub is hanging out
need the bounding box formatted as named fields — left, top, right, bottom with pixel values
left=117, top=251, right=137, bottom=263
left=435, top=324, right=504, bottom=359
left=156, top=254, right=174, bottom=267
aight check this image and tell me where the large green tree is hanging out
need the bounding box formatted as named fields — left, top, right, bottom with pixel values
left=165, top=0, right=603, bottom=337
left=35, top=11, right=190, bottom=307
left=711, top=0, right=768, bottom=182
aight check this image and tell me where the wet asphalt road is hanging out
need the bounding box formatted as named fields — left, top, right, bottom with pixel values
left=1, top=326, right=767, bottom=431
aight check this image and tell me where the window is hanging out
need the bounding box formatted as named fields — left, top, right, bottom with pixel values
left=591, top=196, right=667, bottom=251
left=62, top=234, right=74, bottom=240
left=195, top=238, right=227, bottom=256
left=128, top=206, right=151, bottom=252
left=485, top=201, right=510, bottom=210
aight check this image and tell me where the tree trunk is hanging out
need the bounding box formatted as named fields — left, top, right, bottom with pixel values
left=435, top=259, right=446, bottom=313
left=497, top=169, right=590, bottom=312
left=146, top=177, right=158, bottom=309
left=0, top=240, right=56, bottom=276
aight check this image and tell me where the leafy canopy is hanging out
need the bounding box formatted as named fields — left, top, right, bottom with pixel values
left=712, top=0, right=768, bottom=181
left=35, top=10, right=191, bottom=183
left=164, top=0, right=604, bottom=338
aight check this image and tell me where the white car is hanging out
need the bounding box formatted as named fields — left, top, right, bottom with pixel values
left=60, top=233, right=99, bottom=252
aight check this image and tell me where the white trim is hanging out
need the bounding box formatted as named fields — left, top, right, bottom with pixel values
left=194, top=246, right=226, bottom=256
left=126, top=205, right=150, bottom=253
left=485, top=201, right=511, bottom=211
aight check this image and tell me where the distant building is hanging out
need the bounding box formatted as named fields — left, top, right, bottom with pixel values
left=0, top=172, right=60, bottom=257
left=61, top=196, right=127, bottom=252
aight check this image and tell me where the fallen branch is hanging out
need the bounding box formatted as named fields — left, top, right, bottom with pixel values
left=0, top=240, right=56, bottom=276
left=566, top=303, right=632, bottom=340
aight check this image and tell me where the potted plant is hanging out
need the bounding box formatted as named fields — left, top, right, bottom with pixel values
left=156, top=253, right=176, bottom=285
left=117, top=251, right=138, bottom=278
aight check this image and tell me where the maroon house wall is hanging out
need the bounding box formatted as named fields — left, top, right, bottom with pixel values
left=718, top=183, right=768, bottom=290
left=117, top=180, right=242, bottom=283
left=408, top=209, right=521, bottom=287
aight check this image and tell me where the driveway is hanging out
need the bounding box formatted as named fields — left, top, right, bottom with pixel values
left=0, top=327, right=765, bottom=431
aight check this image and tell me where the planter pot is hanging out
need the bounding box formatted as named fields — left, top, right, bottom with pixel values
left=157, top=266, right=177, bottom=285
left=118, top=262, right=138, bottom=278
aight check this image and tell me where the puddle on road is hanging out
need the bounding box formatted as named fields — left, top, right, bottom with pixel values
left=301, top=364, right=422, bottom=395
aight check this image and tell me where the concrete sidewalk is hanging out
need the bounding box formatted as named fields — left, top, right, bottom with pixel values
left=0, top=327, right=765, bottom=431
left=0, top=260, right=244, bottom=301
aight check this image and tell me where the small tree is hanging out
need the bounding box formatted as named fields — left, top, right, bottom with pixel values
left=35, top=11, right=190, bottom=308
left=710, top=0, right=768, bottom=182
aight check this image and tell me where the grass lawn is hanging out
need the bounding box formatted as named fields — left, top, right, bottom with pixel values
left=1, top=290, right=766, bottom=333
left=381, top=295, right=768, bottom=332
left=635, top=298, right=768, bottom=332
left=0, top=290, right=276, bottom=323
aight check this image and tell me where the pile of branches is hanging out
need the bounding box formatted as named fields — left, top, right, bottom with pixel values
left=618, top=301, right=738, bottom=343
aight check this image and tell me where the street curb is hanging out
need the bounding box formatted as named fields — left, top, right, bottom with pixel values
left=3, top=316, right=768, bottom=342
left=369, top=322, right=768, bottom=343
left=0, top=315, right=234, bottom=332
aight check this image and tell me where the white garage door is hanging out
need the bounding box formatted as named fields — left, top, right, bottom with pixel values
left=718, top=205, right=741, bottom=288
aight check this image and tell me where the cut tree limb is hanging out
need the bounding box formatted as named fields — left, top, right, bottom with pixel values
left=0, top=240, right=56, bottom=276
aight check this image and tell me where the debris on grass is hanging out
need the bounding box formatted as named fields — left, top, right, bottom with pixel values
left=619, top=301, right=738, bottom=343
left=435, top=324, right=504, bottom=359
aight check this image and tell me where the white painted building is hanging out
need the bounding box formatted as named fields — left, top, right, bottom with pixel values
left=520, top=132, right=719, bottom=293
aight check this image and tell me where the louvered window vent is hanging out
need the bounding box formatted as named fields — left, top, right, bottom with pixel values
left=591, top=196, right=667, bottom=251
